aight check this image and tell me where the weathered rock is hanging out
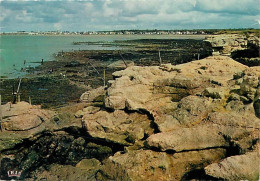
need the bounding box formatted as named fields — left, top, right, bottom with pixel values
left=76, top=158, right=101, bottom=171
left=80, top=86, right=105, bottom=102
left=1, top=101, right=55, bottom=131
left=208, top=111, right=259, bottom=129
left=1, top=56, right=259, bottom=180
left=0, top=101, right=57, bottom=152
left=75, top=106, right=100, bottom=118
left=172, top=96, right=210, bottom=127
left=105, top=56, right=247, bottom=113
left=204, top=34, right=258, bottom=56
left=82, top=110, right=153, bottom=145
left=240, top=73, right=259, bottom=102
left=146, top=125, right=228, bottom=152
left=205, top=151, right=259, bottom=180
left=101, top=149, right=226, bottom=181
left=203, top=87, right=229, bottom=99
left=254, top=97, right=260, bottom=118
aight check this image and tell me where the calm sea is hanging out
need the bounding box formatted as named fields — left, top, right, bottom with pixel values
left=0, top=35, right=205, bottom=78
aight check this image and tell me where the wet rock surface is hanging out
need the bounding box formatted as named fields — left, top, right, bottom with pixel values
left=0, top=55, right=259, bottom=180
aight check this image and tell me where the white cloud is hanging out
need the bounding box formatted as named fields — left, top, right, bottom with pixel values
left=0, top=0, right=259, bottom=32
left=54, top=23, right=62, bottom=30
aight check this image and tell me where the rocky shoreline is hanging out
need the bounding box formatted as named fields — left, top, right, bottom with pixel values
left=0, top=38, right=212, bottom=108
left=0, top=55, right=259, bottom=180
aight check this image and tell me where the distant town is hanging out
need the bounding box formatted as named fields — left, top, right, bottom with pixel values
left=1, top=29, right=209, bottom=35
left=1, top=29, right=258, bottom=36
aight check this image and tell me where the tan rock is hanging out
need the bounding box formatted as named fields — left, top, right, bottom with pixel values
left=82, top=110, right=153, bottom=145
left=208, top=111, right=259, bottom=129
left=146, top=125, right=228, bottom=152
left=76, top=158, right=101, bottom=171
left=203, top=87, right=229, bottom=99
left=173, top=96, right=210, bottom=127
left=101, top=149, right=226, bottom=181
left=80, top=86, right=105, bottom=102
left=75, top=106, right=100, bottom=118
left=1, top=101, right=55, bottom=131
left=205, top=151, right=259, bottom=180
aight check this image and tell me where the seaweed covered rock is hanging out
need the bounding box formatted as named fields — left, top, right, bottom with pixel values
left=25, top=160, right=101, bottom=181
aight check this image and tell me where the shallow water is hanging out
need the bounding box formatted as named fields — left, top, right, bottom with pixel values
left=0, top=35, right=205, bottom=78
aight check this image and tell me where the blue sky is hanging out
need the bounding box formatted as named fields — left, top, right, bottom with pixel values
left=0, top=0, right=259, bottom=32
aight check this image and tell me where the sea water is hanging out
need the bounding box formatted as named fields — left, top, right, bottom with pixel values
left=0, top=35, right=205, bottom=78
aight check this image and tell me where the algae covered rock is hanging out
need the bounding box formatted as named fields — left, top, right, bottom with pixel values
left=25, top=163, right=100, bottom=181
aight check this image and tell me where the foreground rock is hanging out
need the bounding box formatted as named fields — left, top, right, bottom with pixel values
left=24, top=158, right=101, bottom=181
left=1, top=56, right=259, bottom=180
left=100, top=149, right=226, bottom=181
left=146, top=125, right=229, bottom=152
left=83, top=110, right=153, bottom=145
left=205, top=150, right=259, bottom=180
left=0, top=101, right=56, bottom=151
left=1, top=101, right=55, bottom=131
left=79, top=56, right=260, bottom=180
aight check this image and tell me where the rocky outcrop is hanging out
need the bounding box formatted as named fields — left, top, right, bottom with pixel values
left=205, top=34, right=260, bottom=66
left=1, top=56, right=259, bottom=180
left=205, top=34, right=259, bottom=56
left=80, top=56, right=260, bottom=180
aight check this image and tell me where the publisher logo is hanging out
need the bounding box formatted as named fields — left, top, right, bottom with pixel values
left=7, top=170, right=22, bottom=178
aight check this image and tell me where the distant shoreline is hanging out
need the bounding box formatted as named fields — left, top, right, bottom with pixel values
left=0, top=34, right=208, bottom=41
left=0, top=34, right=208, bottom=37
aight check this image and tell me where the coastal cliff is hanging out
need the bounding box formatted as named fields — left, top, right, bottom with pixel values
left=0, top=56, right=259, bottom=180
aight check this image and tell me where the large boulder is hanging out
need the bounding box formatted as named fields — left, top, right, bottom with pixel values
left=82, top=110, right=153, bottom=145
left=146, top=125, right=228, bottom=152
left=1, top=101, right=55, bottom=131
left=100, top=149, right=226, bottom=181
